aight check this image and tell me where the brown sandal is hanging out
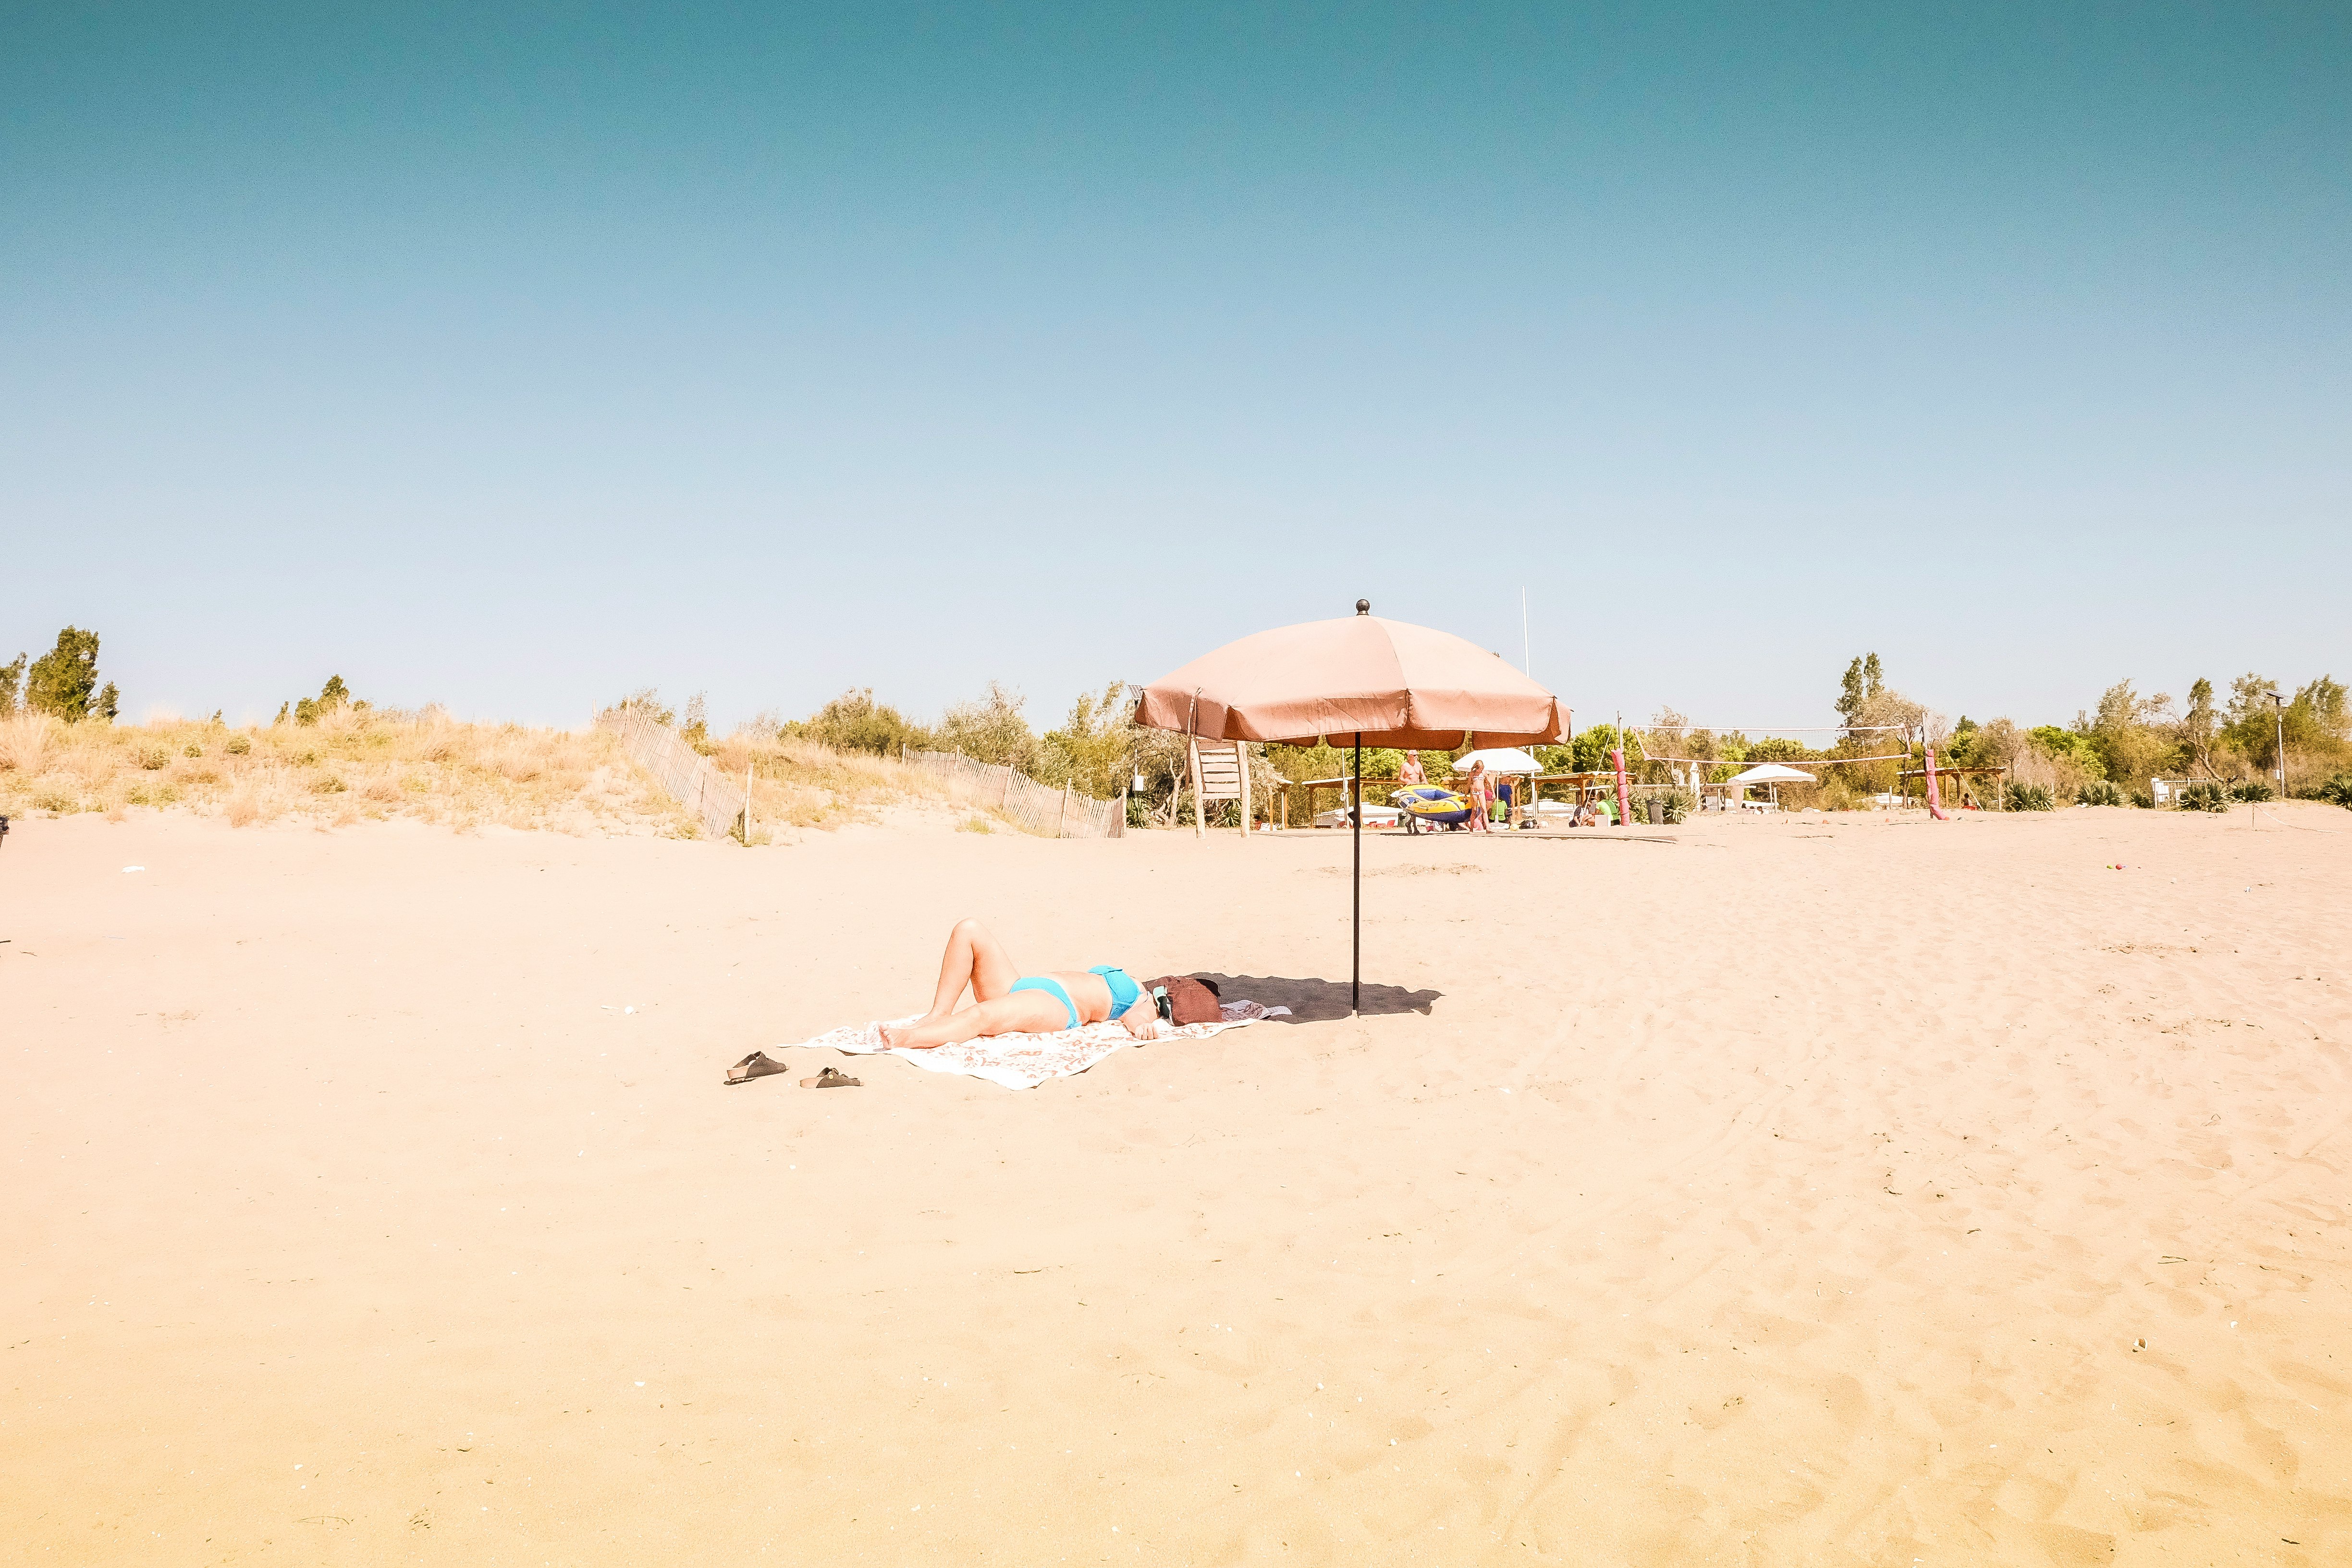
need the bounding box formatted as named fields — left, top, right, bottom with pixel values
left=800, top=1066, right=861, bottom=1089
left=724, top=1051, right=793, bottom=1086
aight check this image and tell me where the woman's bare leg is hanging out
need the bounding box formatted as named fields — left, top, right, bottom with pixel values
left=922, top=918, right=1021, bottom=1018
left=884, top=991, right=1065, bottom=1050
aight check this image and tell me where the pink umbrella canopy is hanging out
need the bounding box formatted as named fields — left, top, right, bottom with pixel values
left=1135, top=601, right=1569, bottom=1015
left=1134, top=607, right=1567, bottom=747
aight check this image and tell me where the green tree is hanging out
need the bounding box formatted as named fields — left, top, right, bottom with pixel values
left=2220, top=673, right=2286, bottom=768
left=679, top=691, right=710, bottom=748
left=2184, top=679, right=2216, bottom=740
left=0, top=651, right=23, bottom=716
left=2249, top=675, right=2352, bottom=787
left=2291, top=675, right=2348, bottom=744
left=2085, top=678, right=2175, bottom=784
left=1836, top=659, right=1865, bottom=729
left=1836, top=653, right=1886, bottom=734
left=25, top=626, right=104, bottom=721
left=802, top=687, right=926, bottom=757
left=1569, top=724, right=1643, bottom=773
left=933, top=682, right=1035, bottom=770
left=1747, top=735, right=1817, bottom=764
left=2180, top=678, right=2217, bottom=773
left=602, top=687, right=676, bottom=726
left=284, top=674, right=363, bottom=727
left=2027, top=724, right=2103, bottom=772
left=1036, top=681, right=1144, bottom=797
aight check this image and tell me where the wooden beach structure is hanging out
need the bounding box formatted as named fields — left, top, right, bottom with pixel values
left=1900, top=763, right=2011, bottom=810
left=1187, top=738, right=1249, bottom=837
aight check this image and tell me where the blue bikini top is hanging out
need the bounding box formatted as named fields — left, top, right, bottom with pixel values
left=1088, top=965, right=1143, bottom=1019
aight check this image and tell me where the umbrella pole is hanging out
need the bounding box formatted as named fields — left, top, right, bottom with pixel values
left=1352, top=731, right=1362, bottom=1014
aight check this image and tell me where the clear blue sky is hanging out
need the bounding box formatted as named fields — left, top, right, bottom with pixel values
left=6, top=3, right=2346, bottom=733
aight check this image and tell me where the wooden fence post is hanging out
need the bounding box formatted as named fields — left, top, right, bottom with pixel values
left=1188, top=739, right=1205, bottom=837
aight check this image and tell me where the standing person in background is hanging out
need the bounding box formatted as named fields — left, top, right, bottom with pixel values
left=1465, top=760, right=1493, bottom=833
left=1398, top=750, right=1426, bottom=788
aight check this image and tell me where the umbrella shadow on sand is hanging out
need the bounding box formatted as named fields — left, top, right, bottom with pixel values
left=1200, top=973, right=1441, bottom=1022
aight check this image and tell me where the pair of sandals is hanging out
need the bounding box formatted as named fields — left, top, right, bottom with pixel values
left=724, top=1052, right=859, bottom=1090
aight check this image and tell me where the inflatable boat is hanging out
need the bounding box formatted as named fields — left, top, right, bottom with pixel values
left=1391, top=786, right=1475, bottom=832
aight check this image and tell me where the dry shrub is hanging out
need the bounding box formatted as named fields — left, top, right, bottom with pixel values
left=60, top=728, right=122, bottom=787
left=1817, top=775, right=1865, bottom=811
left=495, top=746, right=546, bottom=783
left=2010, top=747, right=2094, bottom=803
left=0, top=710, right=998, bottom=840
left=0, top=714, right=59, bottom=774
left=224, top=783, right=265, bottom=826
left=715, top=729, right=1016, bottom=833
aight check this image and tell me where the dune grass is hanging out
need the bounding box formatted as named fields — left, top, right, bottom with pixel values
left=0, top=709, right=685, bottom=834
left=701, top=730, right=1025, bottom=836
left=0, top=710, right=1014, bottom=839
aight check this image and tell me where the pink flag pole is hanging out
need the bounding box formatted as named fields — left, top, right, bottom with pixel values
left=1612, top=746, right=1631, bottom=826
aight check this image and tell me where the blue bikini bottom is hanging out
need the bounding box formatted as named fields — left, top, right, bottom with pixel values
left=1009, top=975, right=1080, bottom=1029
left=1009, top=967, right=1143, bottom=1030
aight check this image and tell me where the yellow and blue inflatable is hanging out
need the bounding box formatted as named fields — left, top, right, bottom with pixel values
left=1392, top=786, right=1474, bottom=832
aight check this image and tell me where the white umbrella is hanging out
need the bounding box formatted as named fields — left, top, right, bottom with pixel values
left=1725, top=762, right=1815, bottom=786
left=1451, top=747, right=1543, bottom=774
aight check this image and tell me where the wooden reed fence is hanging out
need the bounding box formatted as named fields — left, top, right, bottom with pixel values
left=597, top=707, right=746, bottom=842
left=904, top=748, right=1126, bottom=838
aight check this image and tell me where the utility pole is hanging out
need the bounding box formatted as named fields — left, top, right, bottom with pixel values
left=2270, top=690, right=2287, bottom=796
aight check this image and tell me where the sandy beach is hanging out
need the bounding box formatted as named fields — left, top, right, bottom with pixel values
left=6, top=804, right=2348, bottom=1564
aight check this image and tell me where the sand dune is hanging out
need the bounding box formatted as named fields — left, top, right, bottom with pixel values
left=5, top=804, right=2348, bottom=1563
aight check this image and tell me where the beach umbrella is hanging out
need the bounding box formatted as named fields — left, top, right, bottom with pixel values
left=1135, top=600, right=1567, bottom=1011
left=1450, top=747, right=1544, bottom=774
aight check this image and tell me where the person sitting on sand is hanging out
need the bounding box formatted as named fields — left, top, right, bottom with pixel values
left=882, top=918, right=1168, bottom=1051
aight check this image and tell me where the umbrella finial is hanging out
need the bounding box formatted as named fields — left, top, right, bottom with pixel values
left=1356, top=598, right=1370, bottom=615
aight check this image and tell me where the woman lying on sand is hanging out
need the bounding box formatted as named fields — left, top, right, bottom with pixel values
left=877, top=919, right=1168, bottom=1049
left=724, top=919, right=1167, bottom=1082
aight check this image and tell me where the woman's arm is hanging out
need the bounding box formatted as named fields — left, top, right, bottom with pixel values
left=1120, top=988, right=1169, bottom=1039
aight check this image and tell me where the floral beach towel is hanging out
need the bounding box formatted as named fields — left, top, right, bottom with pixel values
left=787, top=1000, right=1290, bottom=1091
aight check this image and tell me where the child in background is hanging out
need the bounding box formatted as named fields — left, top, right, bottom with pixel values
left=1465, top=760, right=1494, bottom=832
